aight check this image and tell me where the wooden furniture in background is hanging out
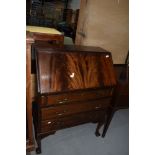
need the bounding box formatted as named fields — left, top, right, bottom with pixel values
left=113, top=52, right=129, bottom=110
left=26, top=27, right=64, bottom=152
left=26, top=26, right=64, bottom=101
left=102, top=64, right=129, bottom=134
left=26, top=26, right=64, bottom=44
left=26, top=32, right=35, bottom=151
left=32, top=43, right=116, bottom=154
left=26, top=0, right=69, bottom=27
left=113, top=64, right=129, bottom=110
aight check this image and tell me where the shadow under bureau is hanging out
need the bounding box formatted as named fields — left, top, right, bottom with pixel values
left=32, top=44, right=117, bottom=154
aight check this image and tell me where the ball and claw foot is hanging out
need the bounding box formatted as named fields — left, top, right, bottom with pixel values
left=102, top=132, right=106, bottom=138
left=95, top=131, right=101, bottom=137
left=36, top=147, right=41, bottom=154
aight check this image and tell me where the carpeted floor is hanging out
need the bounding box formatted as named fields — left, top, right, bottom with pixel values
left=28, top=109, right=129, bottom=155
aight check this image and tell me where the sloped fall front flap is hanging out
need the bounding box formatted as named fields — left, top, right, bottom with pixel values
left=35, top=45, right=116, bottom=94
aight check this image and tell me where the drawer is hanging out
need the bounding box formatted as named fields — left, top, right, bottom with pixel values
left=41, top=110, right=105, bottom=133
left=41, top=98, right=111, bottom=120
left=40, top=89, right=113, bottom=106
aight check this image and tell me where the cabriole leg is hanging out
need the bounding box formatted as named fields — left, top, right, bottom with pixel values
left=95, top=121, right=104, bottom=137
left=36, top=137, right=41, bottom=154
left=102, top=108, right=114, bottom=138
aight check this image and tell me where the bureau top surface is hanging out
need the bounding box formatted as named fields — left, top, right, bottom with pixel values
left=33, top=41, right=110, bottom=54
left=35, top=44, right=116, bottom=94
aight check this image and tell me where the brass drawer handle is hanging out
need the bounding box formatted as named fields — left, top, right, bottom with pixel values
left=47, top=121, right=55, bottom=125
left=57, top=110, right=66, bottom=116
left=58, top=99, right=68, bottom=104
left=58, top=113, right=63, bottom=116
left=47, top=121, right=51, bottom=124
left=95, top=106, right=101, bottom=109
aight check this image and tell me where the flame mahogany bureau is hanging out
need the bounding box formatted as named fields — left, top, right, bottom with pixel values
left=32, top=43, right=117, bottom=154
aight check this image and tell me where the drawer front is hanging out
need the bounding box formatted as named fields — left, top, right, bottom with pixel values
left=41, top=89, right=113, bottom=106
left=41, top=98, right=111, bottom=121
left=41, top=110, right=105, bottom=133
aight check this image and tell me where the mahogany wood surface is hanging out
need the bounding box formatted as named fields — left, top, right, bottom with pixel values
left=41, top=98, right=111, bottom=120
left=26, top=30, right=64, bottom=152
left=26, top=31, right=64, bottom=45
left=39, top=88, right=113, bottom=107
left=32, top=44, right=116, bottom=154
left=26, top=32, right=35, bottom=151
left=40, top=110, right=106, bottom=134
left=35, top=45, right=116, bottom=94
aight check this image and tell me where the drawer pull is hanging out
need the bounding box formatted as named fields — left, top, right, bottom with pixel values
left=47, top=121, right=52, bottom=124
left=58, top=100, right=68, bottom=104
left=58, top=113, right=63, bottom=116
left=57, top=110, right=66, bottom=116
left=95, top=106, right=101, bottom=109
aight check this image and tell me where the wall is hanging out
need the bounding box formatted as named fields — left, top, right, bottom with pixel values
left=68, top=0, right=80, bottom=10
left=76, top=0, right=129, bottom=64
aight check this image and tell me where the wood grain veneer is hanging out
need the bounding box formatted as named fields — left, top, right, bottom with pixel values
left=35, top=45, right=116, bottom=94
left=32, top=44, right=116, bottom=154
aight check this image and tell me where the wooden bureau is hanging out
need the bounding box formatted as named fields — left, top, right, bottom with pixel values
left=32, top=44, right=117, bottom=154
left=26, top=26, right=64, bottom=45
